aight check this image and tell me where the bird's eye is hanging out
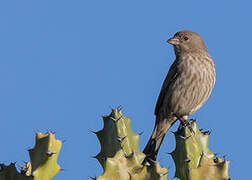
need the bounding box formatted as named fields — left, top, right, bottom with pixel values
left=184, top=37, right=189, bottom=41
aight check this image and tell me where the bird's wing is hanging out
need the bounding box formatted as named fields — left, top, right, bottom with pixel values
left=154, top=60, right=179, bottom=115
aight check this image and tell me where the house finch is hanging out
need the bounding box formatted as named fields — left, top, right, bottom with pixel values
left=143, top=30, right=216, bottom=161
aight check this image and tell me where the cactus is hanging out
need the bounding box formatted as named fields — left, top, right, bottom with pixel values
left=94, top=109, right=231, bottom=180
left=0, top=132, right=62, bottom=180
left=171, top=121, right=230, bottom=180
left=94, top=108, right=168, bottom=180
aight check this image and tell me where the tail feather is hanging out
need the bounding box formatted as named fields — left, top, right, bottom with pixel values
left=143, top=116, right=177, bottom=161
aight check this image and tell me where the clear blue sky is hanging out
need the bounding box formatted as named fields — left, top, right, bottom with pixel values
left=0, top=1, right=250, bottom=179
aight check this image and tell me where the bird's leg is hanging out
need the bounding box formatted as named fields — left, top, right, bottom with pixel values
left=175, top=115, right=194, bottom=133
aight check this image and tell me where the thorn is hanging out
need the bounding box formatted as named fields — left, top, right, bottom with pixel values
left=89, top=176, right=97, bottom=180
left=214, top=152, right=219, bottom=157
left=25, top=146, right=32, bottom=151
left=178, top=135, right=191, bottom=140
left=11, top=162, right=17, bottom=165
left=0, top=164, right=4, bottom=170
left=102, top=157, right=107, bottom=163
left=60, top=168, right=66, bottom=171
left=117, top=105, right=123, bottom=111
left=147, top=157, right=158, bottom=164
left=109, top=116, right=117, bottom=122
left=145, top=161, right=151, bottom=166
left=189, top=118, right=196, bottom=123
left=213, top=157, right=219, bottom=163
left=185, top=158, right=191, bottom=162
left=202, top=130, right=211, bottom=135
left=20, top=165, right=28, bottom=174
left=46, top=150, right=56, bottom=157
left=166, top=152, right=172, bottom=156
left=117, top=136, right=126, bottom=142
left=109, top=106, right=114, bottom=111
left=101, top=115, right=107, bottom=118
left=90, top=155, right=98, bottom=159
left=22, top=161, right=28, bottom=164
left=222, top=155, right=227, bottom=161
left=124, top=152, right=134, bottom=158
left=138, top=131, right=144, bottom=135
left=62, top=140, right=67, bottom=144
left=159, top=171, right=168, bottom=177
left=128, top=172, right=132, bottom=179
left=110, top=115, right=123, bottom=122
left=90, top=130, right=98, bottom=135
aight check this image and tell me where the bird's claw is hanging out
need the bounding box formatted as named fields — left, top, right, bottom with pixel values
left=178, top=118, right=195, bottom=134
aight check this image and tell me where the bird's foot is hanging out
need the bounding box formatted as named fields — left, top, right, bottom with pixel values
left=178, top=118, right=195, bottom=134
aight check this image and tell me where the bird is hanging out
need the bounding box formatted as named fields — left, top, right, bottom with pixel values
left=143, top=30, right=216, bottom=161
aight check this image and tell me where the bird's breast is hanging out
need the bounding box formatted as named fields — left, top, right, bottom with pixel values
left=167, top=54, right=216, bottom=116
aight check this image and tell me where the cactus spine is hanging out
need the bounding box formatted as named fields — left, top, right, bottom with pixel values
left=95, top=110, right=231, bottom=180
left=95, top=109, right=168, bottom=180
left=171, top=121, right=230, bottom=180
left=0, top=132, right=62, bottom=180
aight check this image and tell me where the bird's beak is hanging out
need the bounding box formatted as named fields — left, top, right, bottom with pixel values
left=167, top=37, right=180, bottom=45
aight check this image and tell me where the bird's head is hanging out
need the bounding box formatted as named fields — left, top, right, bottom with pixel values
left=167, top=30, right=207, bottom=55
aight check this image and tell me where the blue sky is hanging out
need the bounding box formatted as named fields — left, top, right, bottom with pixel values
left=0, top=1, right=250, bottom=179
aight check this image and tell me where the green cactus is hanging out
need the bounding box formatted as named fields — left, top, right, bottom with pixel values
left=0, top=132, right=62, bottom=180
left=95, top=109, right=231, bottom=180
left=171, top=121, right=230, bottom=180
left=95, top=109, right=168, bottom=180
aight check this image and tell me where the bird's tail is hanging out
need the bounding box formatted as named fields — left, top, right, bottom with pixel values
left=143, top=116, right=177, bottom=161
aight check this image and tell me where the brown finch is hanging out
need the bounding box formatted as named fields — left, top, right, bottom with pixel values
left=143, top=30, right=216, bottom=161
